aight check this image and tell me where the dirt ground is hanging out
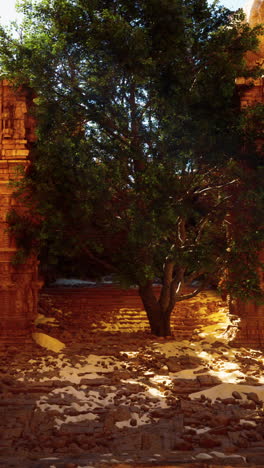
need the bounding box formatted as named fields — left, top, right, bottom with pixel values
left=1, top=287, right=264, bottom=468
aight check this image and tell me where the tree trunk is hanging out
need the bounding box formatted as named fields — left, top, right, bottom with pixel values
left=138, top=282, right=173, bottom=337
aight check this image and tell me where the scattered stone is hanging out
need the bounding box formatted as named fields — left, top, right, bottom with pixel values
left=213, top=414, right=231, bottom=427
left=193, top=367, right=209, bottom=374
left=196, top=374, right=221, bottom=386
left=210, top=426, right=231, bottom=435
left=196, top=452, right=213, bottom=460
left=51, top=438, right=67, bottom=449
left=199, top=435, right=221, bottom=448
left=173, top=437, right=193, bottom=451
left=211, top=341, right=227, bottom=348
left=80, top=377, right=110, bottom=386
left=221, top=397, right=237, bottom=405
left=130, top=418, right=137, bottom=426
left=173, top=379, right=200, bottom=394
left=1, top=375, right=14, bottom=386
left=247, top=454, right=264, bottom=464
left=113, top=406, right=131, bottom=422
left=112, top=370, right=131, bottom=381
left=166, top=357, right=180, bottom=372
left=2, top=287, right=264, bottom=466
left=246, top=391, right=260, bottom=404
left=239, top=400, right=256, bottom=410
left=178, top=355, right=202, bottom=368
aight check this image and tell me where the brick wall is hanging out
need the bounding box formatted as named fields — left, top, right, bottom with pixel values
left=0, top=81, right=42, bottom=345
left=231, top=3, right=264, bottom=349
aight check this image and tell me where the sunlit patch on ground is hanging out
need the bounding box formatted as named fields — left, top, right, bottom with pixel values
left=120, top=351, right=139, bottom=358
left=4, top=287, right=264, bottom=466
left=35, top=313, right=59, bottom=327
left=150, top=375, right=173, bottom=386
left=190, top=382, right=264, bottom=402
left=91, top=307, right=149, bottom=332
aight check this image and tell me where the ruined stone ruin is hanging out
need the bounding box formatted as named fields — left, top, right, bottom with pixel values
left=0, top=81, right=42, bottom=344
left=0, top=1, right=263, bottom=347
left=231, top=0, right=264, bottom=348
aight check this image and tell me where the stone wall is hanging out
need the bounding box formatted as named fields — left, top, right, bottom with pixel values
left=231, top=252, right=264, bottom=348
left=231, top=1, right=264, bottom=348
left=0, top=80, right=42, bottom=345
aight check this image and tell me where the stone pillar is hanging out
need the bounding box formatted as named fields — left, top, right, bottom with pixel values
left=231, top=252, right=264, bottom=348
left=231, top=1, right=264, bottom=348
left=0, top=80, right=42, bottom=344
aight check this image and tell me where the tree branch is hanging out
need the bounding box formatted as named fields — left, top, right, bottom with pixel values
left=82, top=246, right=118, bottom=273
left=168, top=267, right=185, bottom=310
left=175, top=280, right=207, bottom=303
left=178, top=218, right=186, bottom=246
left=194, top=179, right=238, bottom=196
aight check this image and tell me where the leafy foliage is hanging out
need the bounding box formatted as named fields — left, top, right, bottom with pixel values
left=0, top=0, right=263, bottom=327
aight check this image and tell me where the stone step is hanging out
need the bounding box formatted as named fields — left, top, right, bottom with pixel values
left=40, top=286, right=222, bottom=337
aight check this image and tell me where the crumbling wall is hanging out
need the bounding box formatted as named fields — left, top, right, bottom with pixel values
left=0, top=80, right=42, bottom=344
left=231, top=1, right=264, bottom=348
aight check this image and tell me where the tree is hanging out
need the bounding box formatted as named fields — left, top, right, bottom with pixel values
left=0, top=0, right=263, bottom=336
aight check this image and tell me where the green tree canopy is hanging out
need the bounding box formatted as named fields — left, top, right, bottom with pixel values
left=0, top=0, right=263, bottom=336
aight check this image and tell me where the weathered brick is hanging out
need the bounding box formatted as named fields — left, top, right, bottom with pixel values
left=0, top=81, right=42, bottom=346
